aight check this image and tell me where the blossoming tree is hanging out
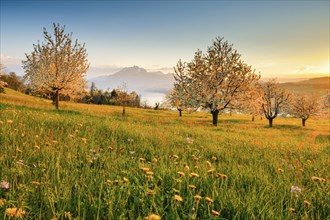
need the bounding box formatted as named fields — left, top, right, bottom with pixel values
left=173, top=37, right=260, bottom=126
left=22, top=23, right=89, bottom=109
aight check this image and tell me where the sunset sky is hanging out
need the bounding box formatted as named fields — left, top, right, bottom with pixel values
left=1, top=0, right=329, bottom=80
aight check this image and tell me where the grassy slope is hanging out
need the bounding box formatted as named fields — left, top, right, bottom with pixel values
left=0, top=88, right=329, bottom=219
left=280, top=77, right=330, bottom=95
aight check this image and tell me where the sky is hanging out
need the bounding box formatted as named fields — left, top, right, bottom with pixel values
left=1, top=0, right=329, bottom=80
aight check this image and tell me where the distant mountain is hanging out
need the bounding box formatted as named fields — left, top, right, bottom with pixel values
left=280, top=76, right=329, bottom=95
left=88, top=66, right=175, bottom=103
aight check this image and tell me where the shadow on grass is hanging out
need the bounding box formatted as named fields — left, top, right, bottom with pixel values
left=0, top=102, right=82, bottom=116
left=263, top=124, right=302, bottom=130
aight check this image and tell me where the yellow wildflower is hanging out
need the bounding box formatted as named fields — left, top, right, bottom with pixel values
left=147, top=191, right=156, bottom=196
left=177, top=171, right=185, bottom=177
left=81, top=138, right=87, bottom=144
left=123, top=177, right=129, bottom=183
left=0, top=199, right=5, bottom=207
left=303, top=200, right=311, bottom=206
left=7, top=120, right=13, bottom=124
left=194, top=194, right=202, bottom=200
left=212, top=210, right=220, bottom=216
left=206, top=161, right=212, bottom=167
left=207, top=168, right=215, bottom=174
left=212, top=156, right=217, bottom=161
left=311, top=176, right=326, bottom=182
left=217, top=173, right=228, bottom=180
left=184, top=165, right=190, bottom=171
left=172, top=155, right=179, bottom=159
left=190, top=173, right=199, bottom=178
left=146, top=171, right=154, bottom=176
left=141, top=167, right=150, bottom=173
left=188, top=185, right=196, bottom=190
left=140, top=157, right=145, bottom=162
left=205, top=197, right=213, bottom=203
left=277, top=168, right=284, bottom=172
left=289, top=208, right=295, bottom=213
left=31, top=181, right=40, bottom=185
left=174, top=194, right=183, bottom=202
left=5, top=207, right=25, bottom=218
left=113, top=180, right=120, bottom=184
left=145, top=214, right=161, bottom=220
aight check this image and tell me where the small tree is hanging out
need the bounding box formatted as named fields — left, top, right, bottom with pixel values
left=173, top=37, right=259, bottom=126
left=242, top=86, right=264, bottom=121
left=290, top=94, right=319, bottom=126
left=261, top=79, right=290, bottom=127
left=22, top=23, right=89, bottom=109
left=0, top=64, right=7, bottom=93
left=117, top=83, right=129, bottom=115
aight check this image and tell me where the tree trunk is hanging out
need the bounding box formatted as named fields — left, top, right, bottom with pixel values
left=302, top=118, right=306, bottom=127
left=179, top=109, right=182, bottom=117
left=211, top=110, right=219, bottom=127
left=268, top=118, right=273, bottom=127
left=252, top=115, right=255, bottom=122
left=55, top=90, right=59, bottom=109
left=122, top=106, right=125, bottom=115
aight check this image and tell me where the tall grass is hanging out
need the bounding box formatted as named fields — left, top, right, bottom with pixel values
left=0, top=89, right=329, bottom=219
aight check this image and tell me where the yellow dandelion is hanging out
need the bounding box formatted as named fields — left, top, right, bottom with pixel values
left=194, top=194, right=202, bottom=200
left=212, top=210, right=220, bottom=216
left=303, top=200, right=311, bottom=206
left=188, top=185, right=196, bottom=190
left=113, top=180, right=120, bottom=184
left=123, top=177, right=129, bottom=183
left=277, top=168, right=284, bottom=172
left=173, top=155, right=179, bottom=159
left=35, top=135, right=39, bottom=139
left=174, top=194, right=183, bottom=202
left=307, top=159, right=312, bottom=163
left=147, top=190, right=156, bottom=196
left=108, top=146, right=113, bottom=150
left=34, top=145, right=40, bottom=150
left=146, top=171, right=154, bottom=176
left=145, top=214, right=161, bottom=220
left=31, top=181, right=40, bottom=185
left=205, top=197, right=213, bottom=203
left=184, top=165, right=190, bottom=171
left=217, top=173, right=228, bottom=180
left=289, top=208, right=295, bottom=213
left=212, top=156, right=217, bottom=161
left=0, top=199, right=5, bottom=207
left=177, top=171, right=185, bottom=177
left=190, top=173, right=199, bottom=178
left=7, top=120, right=13, bottom=124
left=206, top=161, right=212, bottom=167
left=141, top=167, right=150, bottom=173
left=81, top=138, right=87, bottom=144
left=207, top=168, right=215, bottom=174
left=5, top=207, right=25, bottom=218
left=106, top=180, right=112, bottom=184
left=152, top=158, right=159, bottom=163
left=311, top=176, right=326, bottom=182
left=140, top=157, right=145, bottom=162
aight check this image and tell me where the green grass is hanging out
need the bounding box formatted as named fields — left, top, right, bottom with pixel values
left=0, top=88, right=329, bottom=219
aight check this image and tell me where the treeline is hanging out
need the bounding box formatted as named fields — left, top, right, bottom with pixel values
left=0, top=72, right=141, bottom=108
left=77, top=82, right=141, bottom=107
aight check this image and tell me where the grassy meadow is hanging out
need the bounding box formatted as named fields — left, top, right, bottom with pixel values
left=0, top=88, right=329, bottom=219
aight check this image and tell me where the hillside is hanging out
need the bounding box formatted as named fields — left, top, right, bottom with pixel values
left=280, top=76, right=329, bottom=95
left=0, top=87, right=329, bottom=219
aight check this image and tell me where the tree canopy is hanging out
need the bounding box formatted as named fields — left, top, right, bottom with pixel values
left=173, top=37, right=260, bottom=126
left=22, top=23, right=89, bottom=109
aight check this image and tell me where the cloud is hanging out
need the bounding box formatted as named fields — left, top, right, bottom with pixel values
left=86, top=64, right=123, bottom=79
left=293, top=65, right=314, bottom=74
left=0, top=54, right=22, bottom=66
